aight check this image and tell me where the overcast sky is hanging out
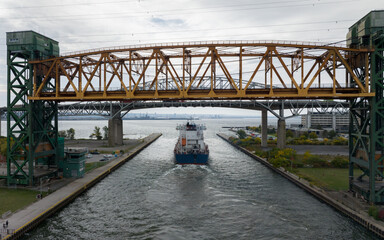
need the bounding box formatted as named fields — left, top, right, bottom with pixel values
left=0, top=0, right=382, bottom=116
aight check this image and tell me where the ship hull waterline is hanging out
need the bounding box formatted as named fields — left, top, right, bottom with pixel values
left=175, top=153, right=209, bottom=165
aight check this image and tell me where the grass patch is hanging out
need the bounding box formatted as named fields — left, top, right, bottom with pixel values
left=85, top=162, right=108, bottom=173
left=293, top=168, right=361, bottom=191
left=0, top=188, right=40, bottom=216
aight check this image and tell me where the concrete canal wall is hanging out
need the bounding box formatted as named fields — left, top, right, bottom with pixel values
left=217, top=133, right=384, bottom=239
left=1, top=133, right=162, bottom=240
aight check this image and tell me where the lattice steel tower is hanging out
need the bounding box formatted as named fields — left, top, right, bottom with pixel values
left=6, top=31, right=60, bottom=185
left=348, top=11, right=384, bottom=203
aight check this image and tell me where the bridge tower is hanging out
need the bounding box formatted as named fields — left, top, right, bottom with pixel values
left=348, top=11, right=384, bottom=203
left=6, top=31, right=60, bottom=185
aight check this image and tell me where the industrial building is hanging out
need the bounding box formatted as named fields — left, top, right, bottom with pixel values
left=301, top=112, right=349, bottom=132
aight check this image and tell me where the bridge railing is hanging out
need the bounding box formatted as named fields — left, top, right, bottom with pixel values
left=61, top=40, right=347, bottom=57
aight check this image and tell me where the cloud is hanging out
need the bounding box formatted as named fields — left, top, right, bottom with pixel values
left=150, top=17, right=185, bottom=27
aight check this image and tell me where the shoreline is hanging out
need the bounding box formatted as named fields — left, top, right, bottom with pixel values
left=1, top=133, right=162, bottom=240
left=217, top=133, right=384, bottom=239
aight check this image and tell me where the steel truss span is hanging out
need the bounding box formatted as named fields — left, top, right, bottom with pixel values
left=30, top=41, right=373, bottom=101
left=54, top=99, right=349, bottom=118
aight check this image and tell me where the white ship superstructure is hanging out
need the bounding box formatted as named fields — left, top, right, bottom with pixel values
left=174, top=121, right=209, bottom=164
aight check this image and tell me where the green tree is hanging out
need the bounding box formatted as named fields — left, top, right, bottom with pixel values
left=0, top=137, right=7, bottom=156
left=267, top=128, right=276, bottom=134
left=236, top=129, right=247, bottom=139
left=327, top=130, right=337, bottom=139
left=299, top=132, right=308, bottom=140
left=90, top=126, right=102, bottom=140
left=0, top=137, right=14, bottom=156
left=58, top=130, right=67, bottom=138
left=102, top=126, right=108, bottom=140
left=331, top=156, right=348, bottom=168
left=309, top=132, right=318, bottom=140
left=286, top=129, right=294, bottom=138
left=66, top=128, right=75, bottom=140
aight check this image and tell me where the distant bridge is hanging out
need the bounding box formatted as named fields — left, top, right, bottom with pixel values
left=0, top=99, right=349, bottom=120
left=55, top=99, right=349, bottom=119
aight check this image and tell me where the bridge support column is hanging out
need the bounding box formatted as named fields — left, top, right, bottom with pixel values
left=108, top=108, right=123, bottom=147
left=277, top=119, right=286, bottom=149
left=261, top=109, right=268, bottom=148
left=277, top=100, right=286, bottom=149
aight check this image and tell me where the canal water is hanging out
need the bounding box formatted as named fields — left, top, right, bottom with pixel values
left=26, top=119, right=377, bottom=239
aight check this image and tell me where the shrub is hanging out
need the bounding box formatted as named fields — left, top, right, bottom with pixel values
left=269, top=156, right=290, bottom=168
left=332, top=137, right=348, bottom=145
left=276, top=148, right=297, bottom=160
left=303, top=155, right=329, bottom=168
left=309, top=132, right=318, bottom=139
left=327, top=130, right=337, bottom=139
left=299, top=133, right=308, bottom=140
left=267, top=148, right=296, bottom=169
left=303, top=151, right=312, bottom=161
left=369, top=206, right=379, bottom=220
left=286, top=129, right=294, bottom=138
left=331, top=156, right=349, bottom=168
left=236, top=129, right=247, bottom=139
left=58, top=130, right=67, bottom=138
left=267, top=148, right=280, bottom=159
left=254, top=149, right=266, bottom=158
left=246, top=126, right=260, bottom=132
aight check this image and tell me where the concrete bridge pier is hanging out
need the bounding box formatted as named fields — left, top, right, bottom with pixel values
left=276, top=101, right=286, bottom=149
left=108, top=107, right=123, bottom=147
left=261, top=109, right=268, bottom=148
left=277, top=119, right=286, bottom=149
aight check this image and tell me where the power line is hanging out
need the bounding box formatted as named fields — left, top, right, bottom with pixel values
left=1, top=0, right=359, bottom=21
left=54, top=27, right=346, bottom=46
left=0, top=18, right=352, bottom=42
left=0, top=27, right=345, bottom=50
left=0, top=0, right=140, bottom=10
left=0, top=0, right=310, bottom=10
left=54, top=20, right=353, bottom=39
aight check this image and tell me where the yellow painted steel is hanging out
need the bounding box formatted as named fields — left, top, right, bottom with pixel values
left=29, top=41, right=374, bottom=101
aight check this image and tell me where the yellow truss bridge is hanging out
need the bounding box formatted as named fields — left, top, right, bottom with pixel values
left=30, top=40, right=373, bottom=101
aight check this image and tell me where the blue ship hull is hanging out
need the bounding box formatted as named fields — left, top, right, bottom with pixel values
left=175, top=153, right=209, bottom=165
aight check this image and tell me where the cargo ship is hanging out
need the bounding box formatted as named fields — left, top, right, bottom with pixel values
left=174, top=121, right=209, bottom=164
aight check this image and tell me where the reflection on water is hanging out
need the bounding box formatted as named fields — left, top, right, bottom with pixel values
left=26, top=119, right=377, bottom=240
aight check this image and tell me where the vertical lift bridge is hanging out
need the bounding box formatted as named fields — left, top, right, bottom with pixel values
left=5, top=11, right=384, bottom=204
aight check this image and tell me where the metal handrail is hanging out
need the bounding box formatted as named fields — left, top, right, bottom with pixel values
left=61, top=40, right=347, bottom=57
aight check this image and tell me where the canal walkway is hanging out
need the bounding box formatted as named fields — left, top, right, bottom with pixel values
left=0, top=133, right=162, bottom=240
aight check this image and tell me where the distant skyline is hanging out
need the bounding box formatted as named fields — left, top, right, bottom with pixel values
left=0, top=0, right=382, bottom=116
